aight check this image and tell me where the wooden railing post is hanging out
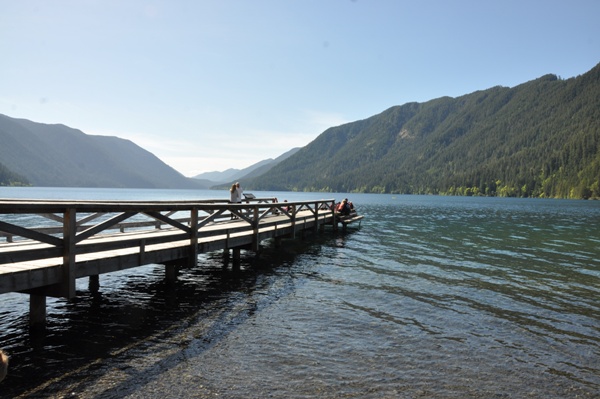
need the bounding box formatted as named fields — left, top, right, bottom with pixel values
left=62, top=208, right=77, bottom=298
left=332, top=204, right=338, bottom=231
left=314, top=202, right=319, bottom=233
left=290, top=205, right=296, bottom=239
left=189, top=207, right=198, bottom=267
left=252, top=205, right=260, bottom=252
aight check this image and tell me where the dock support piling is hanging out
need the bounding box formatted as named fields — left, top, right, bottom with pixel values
left=232, top=247, right=241, bottom=270
left=165, top=264, right=177, bottom=283
left=89, top=275, right=100, bottom=294
left=30, top=294, right=46, bottom=330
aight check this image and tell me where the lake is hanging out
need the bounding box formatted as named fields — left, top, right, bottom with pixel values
left=0, top=187, right=599, bottom=398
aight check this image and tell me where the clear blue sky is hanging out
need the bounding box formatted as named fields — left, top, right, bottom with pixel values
left=1, top=0, right=598, bottom=177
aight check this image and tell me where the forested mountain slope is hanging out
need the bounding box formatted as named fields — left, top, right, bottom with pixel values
left=0, top=160, right=29, bottom=186
left=248, top=63, right=600, bottom=199
left=0, top=115, right=203, bottom=189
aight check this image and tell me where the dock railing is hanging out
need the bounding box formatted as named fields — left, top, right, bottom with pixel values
left=0, top=198, right=337, bottom=298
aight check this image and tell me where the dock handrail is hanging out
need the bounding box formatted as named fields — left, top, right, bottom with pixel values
left=0, top=198, right=336, bottom=297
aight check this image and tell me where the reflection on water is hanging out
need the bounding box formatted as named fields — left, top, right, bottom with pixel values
left=1, top=192, right=599, bottom=398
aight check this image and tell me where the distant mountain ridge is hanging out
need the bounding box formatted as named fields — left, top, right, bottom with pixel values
left=192, top=159, right=273, bottom=184
left=0, top=113, right=300, bottom=189
left=0, top=115, right=203, bottom=189
left=192, top=147, right=300, bottom=187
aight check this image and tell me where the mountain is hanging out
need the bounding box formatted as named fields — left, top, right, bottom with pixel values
left=193, top=147, right=300, bottom=186
left=0, top=160, right=29, bottom=186
left=3, top=62, right=598, bottom=198
left=237, top=148, right=301, bottom=180
left=193, top=168, right=245, bottom=183
left=0, top=114, right=204, bottom=189
left=192, top=159, right=273, bottom=184
left=245, top=63, right=600, bottom=199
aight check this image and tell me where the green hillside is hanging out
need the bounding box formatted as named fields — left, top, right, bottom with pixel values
left=0, top=115, right=204, bottom=189
left=0, top=161, right=29, bottom=186
left=248, top=63, right=600, bottom=199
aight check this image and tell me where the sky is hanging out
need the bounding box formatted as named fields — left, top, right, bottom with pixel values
left=1, top=0, right=599, bottom=177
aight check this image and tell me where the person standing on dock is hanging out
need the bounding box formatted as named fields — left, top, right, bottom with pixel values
left=230, top=183, right=238, bottom=203
left=230, top=182, right=243, bottom=203
left=229, top=182, right=243, bottom=219
left=0, top=349, right=8, bottom=383
left=233, top=182, right=243, bottom=203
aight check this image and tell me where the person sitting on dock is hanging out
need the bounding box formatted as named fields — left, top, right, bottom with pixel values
left=282, top=199, right=291, bottom=213
left=336, top=198, right=353, bottom=216
left=0, top=349, right=8, bottom=383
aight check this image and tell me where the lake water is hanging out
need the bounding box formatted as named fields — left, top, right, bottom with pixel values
left=0, top=187, right=599, bottom=398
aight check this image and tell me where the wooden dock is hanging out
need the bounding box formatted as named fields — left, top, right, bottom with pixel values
left=338, top=213, right=364, bottom=229
left=0, top=197, right=353, bottom=328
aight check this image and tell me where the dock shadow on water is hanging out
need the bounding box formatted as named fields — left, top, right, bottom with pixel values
left=0, top=235, right=332, bottom=399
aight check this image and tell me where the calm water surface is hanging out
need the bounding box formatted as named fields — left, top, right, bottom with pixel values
left=0, top=188, right=599, bottom=398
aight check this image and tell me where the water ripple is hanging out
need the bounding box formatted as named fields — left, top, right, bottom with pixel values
left=1, top=194, right=599, bottom=398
